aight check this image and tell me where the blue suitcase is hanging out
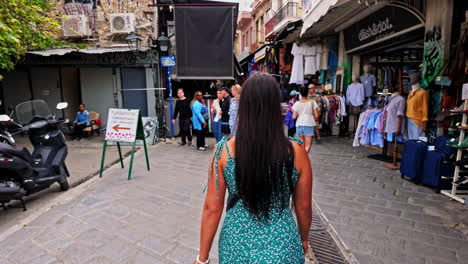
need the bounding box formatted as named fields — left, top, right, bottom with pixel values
left=421, top=136, right=456, bottom=189
left=422, top=150, right=454, bottom=189
left=400, top=140, right=428, bottom=180
left=434, top=136, right=457, bottom=156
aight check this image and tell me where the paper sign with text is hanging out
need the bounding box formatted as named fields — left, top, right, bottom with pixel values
left=105, top=109, right=139, bottom=142
left=462, top=83, right=468, bottom=100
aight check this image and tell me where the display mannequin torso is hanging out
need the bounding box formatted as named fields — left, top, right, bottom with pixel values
left=346, top=81, right=365, bottom=107
left=360, top=73, right=376, bottom=98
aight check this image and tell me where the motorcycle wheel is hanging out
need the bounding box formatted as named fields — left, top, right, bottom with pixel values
left=59, top=178, right=69, bottom=191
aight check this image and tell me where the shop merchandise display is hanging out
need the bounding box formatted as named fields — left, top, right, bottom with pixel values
left=346, top=75, right=365, bottom=133
left=304, top=44, right=322, bottom=75
left=289, top=43, right=304, bottom=84
left=352, top=109, right=385, bottom=148
left=320, top=95, right=347, bottom=126
left=406, top=72, right=429, bottom=140
left=360, top=64, right=377, bottom=98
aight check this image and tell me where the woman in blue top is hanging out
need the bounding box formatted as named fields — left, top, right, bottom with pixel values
left=193, top=73, right=313, bottom=264
left=191, top=91, right=208, bottom=151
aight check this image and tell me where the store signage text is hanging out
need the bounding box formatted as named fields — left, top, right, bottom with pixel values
left=344, top=5, right=424, bottom=52
left=358, top=18, right=394, bottom=42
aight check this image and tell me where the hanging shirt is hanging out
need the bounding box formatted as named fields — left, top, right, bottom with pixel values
left=346, top=83, right=365, bottom=106
left=360, top=74, right=376, bottom=97
left=384, top=95, right=405, bottom=134
left=338, top=96, right=347, bottom=118
left=303, top=44, right=322, bottom=75
left=289, top=44, right=304, bottom=84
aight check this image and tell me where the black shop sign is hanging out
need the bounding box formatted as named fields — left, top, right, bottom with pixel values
left=344, top=5, right=424, bottom=52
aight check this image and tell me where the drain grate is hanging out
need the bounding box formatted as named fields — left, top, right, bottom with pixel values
left=309, top=211, right=349, bottom=264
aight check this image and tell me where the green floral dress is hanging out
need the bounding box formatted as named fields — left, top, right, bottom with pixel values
left=212, top=137, right=305, bottom=264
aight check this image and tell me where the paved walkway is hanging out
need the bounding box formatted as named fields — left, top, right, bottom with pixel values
left=0, top=137, right=467, bottom=264
left=0, top=141, right=211, bottom=264
left=310, top=137, right=468, bottom=264
left=0, top=136, right=135, bottom=234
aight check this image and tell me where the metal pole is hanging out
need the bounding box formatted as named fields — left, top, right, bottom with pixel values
left=168, top=66, right=174, bottom=138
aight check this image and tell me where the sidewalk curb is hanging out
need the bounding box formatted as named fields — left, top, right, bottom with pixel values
left=0, top=143, right=160, bottom=241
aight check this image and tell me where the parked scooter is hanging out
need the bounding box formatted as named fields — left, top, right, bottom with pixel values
left=0, top=101, right=21, bottom=145
left=0, top=100, right=70, bottom=211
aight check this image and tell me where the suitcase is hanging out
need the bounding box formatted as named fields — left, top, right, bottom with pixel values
left=422, top=150, right=454, bottom=189
left=400, top=140, right=428, bottom=180
left=434, top=136, right=456, bottom=156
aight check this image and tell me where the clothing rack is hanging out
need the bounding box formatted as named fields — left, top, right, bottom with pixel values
left=441, top=99, right=468, bottom=204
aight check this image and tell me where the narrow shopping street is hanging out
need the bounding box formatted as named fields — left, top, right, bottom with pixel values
left=0, top=137, right=466, bottom=264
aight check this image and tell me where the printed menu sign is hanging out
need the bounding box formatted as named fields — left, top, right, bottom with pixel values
left=105, top=109, right=139, bottom=142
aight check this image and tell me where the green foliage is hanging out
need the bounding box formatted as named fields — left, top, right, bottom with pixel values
left=0, top=0, right=62, bottom=80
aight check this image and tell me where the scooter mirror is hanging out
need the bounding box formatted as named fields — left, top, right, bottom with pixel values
left=56, top=102, right=68, bottom=110
left=0, top=114, right=11, bottom=122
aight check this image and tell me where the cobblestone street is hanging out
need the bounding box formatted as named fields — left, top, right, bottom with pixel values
left=0, top=137, right=466, bottom=264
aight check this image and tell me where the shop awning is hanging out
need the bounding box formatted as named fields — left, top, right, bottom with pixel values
left=254, top=47, right=267, bottom=63
left=300, top=0, right=340, bottom=36
left=301, top=0, right=377, bottom=38
left=275, top=19, right=302, bottom=43
left=27, top=47, right=146, bottom=56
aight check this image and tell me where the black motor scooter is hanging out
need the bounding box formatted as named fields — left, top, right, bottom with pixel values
left=0, top=100, right=70, bottom=211
left=0, top=101, right=20, bottom=145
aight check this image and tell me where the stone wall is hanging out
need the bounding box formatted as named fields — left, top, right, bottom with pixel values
left=57, top=0, right=156, bottom=48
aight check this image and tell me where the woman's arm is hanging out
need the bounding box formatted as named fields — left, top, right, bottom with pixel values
left=197, top=149, right=227, bottom=263
left=292, top=111, right=299, bottom=120
left=292, top=142, right=313, bottom=253
left=194, top=103, right=205, bottom=124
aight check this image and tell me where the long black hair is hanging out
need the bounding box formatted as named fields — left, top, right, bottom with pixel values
left=235, top=72, right=295, bottom=220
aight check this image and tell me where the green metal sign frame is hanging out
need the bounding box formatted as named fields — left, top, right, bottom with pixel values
left=99, top=110, right=150, bottom=180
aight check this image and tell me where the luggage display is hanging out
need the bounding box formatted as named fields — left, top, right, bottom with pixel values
left=434, top=136, right=457, bottom=156
left=422, top=150, right=454, bottom=189
left=400, top=140, right=428, bottom=180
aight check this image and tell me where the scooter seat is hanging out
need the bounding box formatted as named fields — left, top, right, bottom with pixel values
left=0, top=143, right=32, bottom=163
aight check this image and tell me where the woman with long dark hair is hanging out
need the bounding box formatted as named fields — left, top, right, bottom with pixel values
left=193, top=73, right=313, bottom=264
left=191, top=91, right=208, bottom=151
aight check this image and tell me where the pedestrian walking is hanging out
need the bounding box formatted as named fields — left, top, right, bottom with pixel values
left=284, top=90, right=299, bottom=137
left=193, top=73, right=313, bottom=264
left=228, top=84, right=242, bottom=136
left=211, top=89, right=223, bottom=142
left=173, top=88, right=193, bottom=146
left=293, top=87, right=319, bottom=153
left=308, top=84, right=323, bottom=144
left=191, top=91, right=208, bottom=151
left=220, top=87, right=231, bottom=136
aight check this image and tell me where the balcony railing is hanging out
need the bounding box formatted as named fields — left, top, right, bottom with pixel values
left=265, top=2, right=300, bottom=37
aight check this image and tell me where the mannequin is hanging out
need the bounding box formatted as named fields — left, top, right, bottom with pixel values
left=346, top=75, right=365, bottom=133
left=384, top=87, right=406, bottom=169
left=406, top=72, right=428, bottom=140
left=360, top=64, right=376, bottom=108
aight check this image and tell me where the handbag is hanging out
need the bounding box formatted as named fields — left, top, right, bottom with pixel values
left=201, top=105, right=209, bottom=121
left=304, top=247, right=316, bottom=264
